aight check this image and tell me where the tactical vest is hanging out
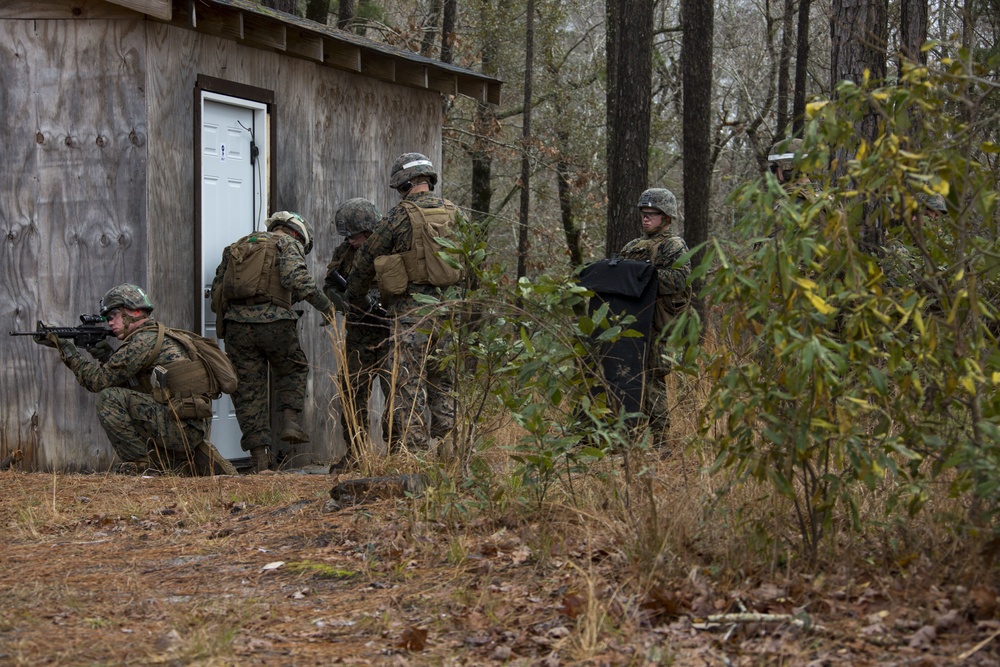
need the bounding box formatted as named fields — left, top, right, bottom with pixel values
left=398, top=201, right=463, bottom=287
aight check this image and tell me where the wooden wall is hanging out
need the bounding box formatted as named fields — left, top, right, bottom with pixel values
left=0, top=15, right=148, bottom=471
left=0, top=8, right=444, bottom=470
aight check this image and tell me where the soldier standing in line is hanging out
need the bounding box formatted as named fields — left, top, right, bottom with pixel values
left=618, top=188, right=692, bottom=441
left=35, top=283, right=235, bottom=475
left=211, top=212, right=335, bottom=472
left=324, top=198, right=390, bottom=467
left=342, top=153, right=466, bottom=454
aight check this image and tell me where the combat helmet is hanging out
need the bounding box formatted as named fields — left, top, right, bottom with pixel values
left=266, top=211, right=314, bottom=255
left=100, top=283, right=154, bottom=316
left=767, top=137, right=805, bottom=172
left=637, top=188, right=678, bottom=219
left=389, top=152, right=438, bottom=191
left=335, top=198, right=382, bottom=237
left=920, top=193, right=947, bottom=213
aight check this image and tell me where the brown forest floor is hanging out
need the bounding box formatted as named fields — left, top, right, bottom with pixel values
left=1, top=469, right=999, bottom=667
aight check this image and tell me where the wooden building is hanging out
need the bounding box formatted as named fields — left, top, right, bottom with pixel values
left=0, top=0, right=501, bottom=472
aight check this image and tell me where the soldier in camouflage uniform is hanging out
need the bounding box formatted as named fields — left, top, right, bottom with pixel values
left=618, top=188, right=691, bottom=437
left=324, top=198, right=390, bottom=466
left=35, top=284, right=233, bottom=475
left=211, top=212, right=335, bottom=472
left=343, top=153, right=465, bottom=453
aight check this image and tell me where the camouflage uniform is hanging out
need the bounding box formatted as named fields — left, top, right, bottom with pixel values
left=619, top=221, right=691, bottom=434
left=344, top=190, right=464, bottom=450
left=325, top=241, right=390, bottom=451
left=212, top=230, right=332, bottom=457
left=63, top=318, right=209, bottom=464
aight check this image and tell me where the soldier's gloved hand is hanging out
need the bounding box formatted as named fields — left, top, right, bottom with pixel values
left=327, top=288, right=348, bottom=314
left=319, top=306, right=337, bottom=327
left=33, top=333, right=59, bottom=349
left=87, top=339, right=115, bottom=362
left=44, top=332, right=79, bottom=361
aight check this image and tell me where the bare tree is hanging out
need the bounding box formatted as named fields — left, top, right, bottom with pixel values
left=900, top=0, right=928, bottom=66
left=517, top=0, right=535, bottom=280
left=776, top=0, right=796, bottom=138
left=421, top=0, right=443, bottom=56
left=442, top=0, right=457, bottom=63
left=262, top=0, right=298, bottom=16
left=606, top=0, right=654, bottom=255
left=681, top=0, right=713, bottom=310
left=792, top=0, right=812, bottom=136
left=338, top=0, right=356, bottom=30
left=306, top=0, right=330, bottom=24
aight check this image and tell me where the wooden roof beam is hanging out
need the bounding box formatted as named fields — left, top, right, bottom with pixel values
left=108, top=0, right=173, bottom=20
left=396, top=62, right=429, bottom=90
left=428, top=69, right=458, bottom=97
left=359, top=51, right=396, bottom=84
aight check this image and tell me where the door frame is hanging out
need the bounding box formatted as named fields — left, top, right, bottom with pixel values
left=192, top=75, right=277, bottom=332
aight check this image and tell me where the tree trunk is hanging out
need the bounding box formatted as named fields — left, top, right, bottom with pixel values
left=899, top=0, right=928, bottom=67
left=517, top=0, right=535, bottom=280
left=606, top=0, right=653, bottom=256
left=262, top=0, right=298, bottom=16
left=831, top=0, right=888, bottom=252
left=421, top=0, right=443, bottom=57
left=469, top=0, right=501, bottom=232
left=442, top=0, right=457, bottom=63
left=776, top=0, right=796, bottom=138
left=337, top=0, right=356, bottom=30
left=556, top=129, right=584, bottom=268
left=681, top=0, right=713, bottom=315
left=792, top=0, right=812, bottom=136
left=305, top=0, right=330, bottom=25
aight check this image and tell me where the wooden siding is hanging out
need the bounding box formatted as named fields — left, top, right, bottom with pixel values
left=0, top=16, right=148, bottom=470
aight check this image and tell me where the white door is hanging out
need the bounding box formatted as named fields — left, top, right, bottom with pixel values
left=200, top=92, right=269, bottom=461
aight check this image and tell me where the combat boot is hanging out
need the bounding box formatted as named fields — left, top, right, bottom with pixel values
left=250, top=446, right=271, bottom=473
left=279, top=409, right=309, bottom=444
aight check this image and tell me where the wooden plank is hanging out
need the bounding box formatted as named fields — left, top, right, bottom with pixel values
left=396, top=61, right=429, bottom=90
left=192, top=2, right=244, bottom=42
left=106, top=0, right=172, bottom=20
left=242, top=12, right=286, bottom=51
left=0, top=0, right=135, bottom=19
left=323, top=39, right=361, bottom=72
left=427, top=69, right=457, bottom=97
left=0, top=17, right=147, bottom=471
left=286, top=29, right=323, bottom=62
left=359, top=51, right=395, bottom=84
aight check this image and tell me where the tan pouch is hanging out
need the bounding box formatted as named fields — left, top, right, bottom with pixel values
left=374, top=254, right=409, bottom=296
left=169, top=395, right=213, bottom=420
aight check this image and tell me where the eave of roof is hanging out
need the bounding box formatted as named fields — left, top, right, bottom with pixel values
left=108, top=0, right=501, bottom=105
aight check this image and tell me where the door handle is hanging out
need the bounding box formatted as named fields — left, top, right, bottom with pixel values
left=204, top=288, right=213, bottom=299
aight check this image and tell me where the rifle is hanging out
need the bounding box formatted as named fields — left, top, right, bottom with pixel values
left=328, top=270, right=389, bottom=320
left=9, top=315, right=114, bottom=349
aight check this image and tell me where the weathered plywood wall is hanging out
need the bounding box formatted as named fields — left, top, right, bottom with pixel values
left=146, top=23, right=443, bottom=464
left=0, top=17, right=147, bottom=471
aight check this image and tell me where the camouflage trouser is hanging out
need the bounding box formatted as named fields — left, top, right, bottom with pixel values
left=224, top=320, right=307, bottom=452
left=383, top=304, right=454, bottom=450
left=643, top=341, right=671, bottom=434
left=341, top=315, right=390, bottom=449
left=96, top=387, right=209, bottom=463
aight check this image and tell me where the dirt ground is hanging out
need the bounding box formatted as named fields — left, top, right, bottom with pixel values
left=1, top=469, right=998, bottom=666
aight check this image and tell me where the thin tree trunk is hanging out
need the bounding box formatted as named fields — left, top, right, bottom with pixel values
left=262, top=0, right=297, bottom=15
left=442, top=0, right=457, bottom=63
left=421, top=0, right=443, bottom=57
left=776, top=0, right=796, bottom=138
left=305, top=0, right=330, bottom=24
left=681, top=0, right=713, bottom=317
left=900, top=0, right=928, bottom=67
left=338, top=0, right=356, bottom=30
left=792, top=0, right=812, bottom=136
left=606, top=0, right=654, bottom=256
left=556, top=129, right=584, bottom=267
left=517, top=0, right=535, bottom=280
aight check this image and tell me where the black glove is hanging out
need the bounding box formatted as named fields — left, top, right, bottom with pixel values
left=327, top=288, right=348, bottom=314
left=87, top=340, right=115, bottom=362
